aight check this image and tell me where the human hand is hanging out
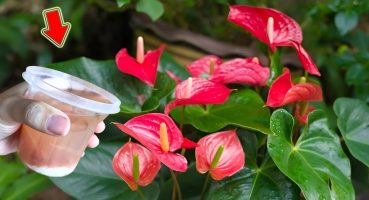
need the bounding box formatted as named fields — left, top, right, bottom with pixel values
left=0, top=83, right=105, bottom=155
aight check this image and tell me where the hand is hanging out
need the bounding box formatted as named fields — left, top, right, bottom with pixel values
left=0, top=83, right=105, bottom=155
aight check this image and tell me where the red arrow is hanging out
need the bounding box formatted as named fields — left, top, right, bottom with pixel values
left=41, top=7, right=71, bottom=48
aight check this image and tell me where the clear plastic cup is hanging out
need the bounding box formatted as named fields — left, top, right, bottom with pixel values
left=18, top=66, right=121, bottom=177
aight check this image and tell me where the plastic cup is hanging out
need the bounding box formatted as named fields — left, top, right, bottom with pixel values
left=18, top=66, right=121, bottom=177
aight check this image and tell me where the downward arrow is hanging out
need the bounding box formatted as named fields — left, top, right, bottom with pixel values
left=41, top=7, right=71, bottom=48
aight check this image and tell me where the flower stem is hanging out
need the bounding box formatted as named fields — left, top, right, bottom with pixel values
left=170, top=170, right=182, bottom=200
left=201, top=173, right=211, bottom=199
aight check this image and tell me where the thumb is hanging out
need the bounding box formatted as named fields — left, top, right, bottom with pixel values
left=1, top=96, right=71, bottom=136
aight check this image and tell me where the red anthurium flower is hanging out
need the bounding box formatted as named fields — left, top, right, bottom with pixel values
left=115, top=36, right=165, bottom=86
left=186, top=55, right=222, bottom=77
left=210, top=57, right=270, bottom=86
left=164, top=77, right=231, bottom=115
left=228, top=5, right=320, bottom=76
left=266, top=69, right=323, bottom=107
left=114, top=113, right=188, bottom=172
left=112, top=142, right=160, bottom=191
left=196, top=130, right=244, bottom=180
left=295, top=104, right=315, bottom=124
left=182, top=138, right=198, bottom=149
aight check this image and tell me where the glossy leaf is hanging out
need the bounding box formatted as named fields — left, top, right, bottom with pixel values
left=2, top=173, right=52, bottom=200
left=46, top=57, right=175, bottom=114
left=51, top=143, right=160, bottom=200
left=205, top=156, right=300, bottom=200
left=335, top=11, right=358, bottom=36
left=136, top=0, right=164, bottom=21
left=334, top=98, right=369, bottom=167
left=172, top=89, right=271, bottom=134
left=267, top=109, right=354, bottom=200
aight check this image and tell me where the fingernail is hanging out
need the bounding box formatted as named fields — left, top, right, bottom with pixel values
left=46, top=115, right=69, bottom=135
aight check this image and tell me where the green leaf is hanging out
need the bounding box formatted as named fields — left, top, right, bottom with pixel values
left=46, top=57, right=174, bottom=114
left=116, top=0, right=131, bottom=7
left=0, top=161, right=25, bottom=196
left=172, top=89, right=271, bottom=134
left=2, top=173, right=52, bottom=200
left=334, top=98, right=369, bottom=167
left=205, top=156, right=300, bottom=200
left=51, top=143, right=160, bottom=200
left=159, top=52, right=190, bottom=80
left=267, top=109, right=354, bottom=200
left=136, top=0, right=164, bottom=21
left=335, top=11, right=358, bottom=35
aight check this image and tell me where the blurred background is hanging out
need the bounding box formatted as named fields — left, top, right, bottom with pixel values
left=0, top=0, right=368, bottom=199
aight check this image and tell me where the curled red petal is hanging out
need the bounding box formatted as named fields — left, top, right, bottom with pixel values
left=186, top=55, right=222, bottom=77
left=165, top=70, right=182, bottom=84
left=195, top=130, right=245, bottom=181
left=266, top=69, right=323, bottom=107
left=112, top=142, right=160, bottom=191
left=290, top=41, right=321, bottom=76
left=115, top=45, right=165, bottom=86
left=182, top=138, right=198, bottom=149
left=153, top=151, right=188, bottom=172
left=282, top=83, right=323, bottom=105
left=114, top=113, right=183, bottom=152
left=164, top=78, right=231, bottom=114
left=266, top=69, right=293, bottom=107
left=295, top=105, right=315, bottom=124
left=228, top=5, right=302, bottom=47
left=209, top=58, right=270, bottom=86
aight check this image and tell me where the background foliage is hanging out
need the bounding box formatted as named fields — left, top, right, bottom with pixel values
left=0, top=0, right=369, bottom=199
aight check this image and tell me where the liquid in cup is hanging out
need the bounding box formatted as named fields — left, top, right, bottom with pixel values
left=18, top=66, right=121, bottom=177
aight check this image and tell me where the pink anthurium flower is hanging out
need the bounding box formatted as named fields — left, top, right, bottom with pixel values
left=164, top=77, right=231, bottom=115
left=266, top=69, right=323, bottom=107
left=196, top=130, right=244, bottom=180
left=186, top=55, right=222, bottom=78
left=228, top=5, right=320, bottom=76
left=209, top=57, right=270, bottom=86
left=112, top=142, right=160, bottom=191
left=115, top=36, right=165, bottom=86
left=295, top=104, right=315, bottom=124
left=114, top=113, right=188, bottom=172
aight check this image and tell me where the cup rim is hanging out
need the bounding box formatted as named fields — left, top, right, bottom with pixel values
left=23, top=66, right=121, bottom=114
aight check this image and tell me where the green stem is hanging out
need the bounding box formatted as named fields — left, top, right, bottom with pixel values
left=181, top=148, right=186, bottom=156
left=201, top=173, right=211, bottom=199
left=267, top=49, right=282, bottom=85
left=170, top=170, right=182, bottom=200
left=137, top=188, right=146, bottom=200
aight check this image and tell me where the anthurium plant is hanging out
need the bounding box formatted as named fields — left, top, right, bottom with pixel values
left=47, top=4, right=369, bottom=200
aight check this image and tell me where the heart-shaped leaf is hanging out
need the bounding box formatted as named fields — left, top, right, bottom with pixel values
left=46, top=57, right=175, bottom=114
left=334, top=98, right=369, bottom=167
left=205, top=155, right=300, bottom=200
left=267, top=109, right=354, bottom=200
left=51, top=143, right=160, bottom=200
left=171, top=89, right=271, bottom=134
